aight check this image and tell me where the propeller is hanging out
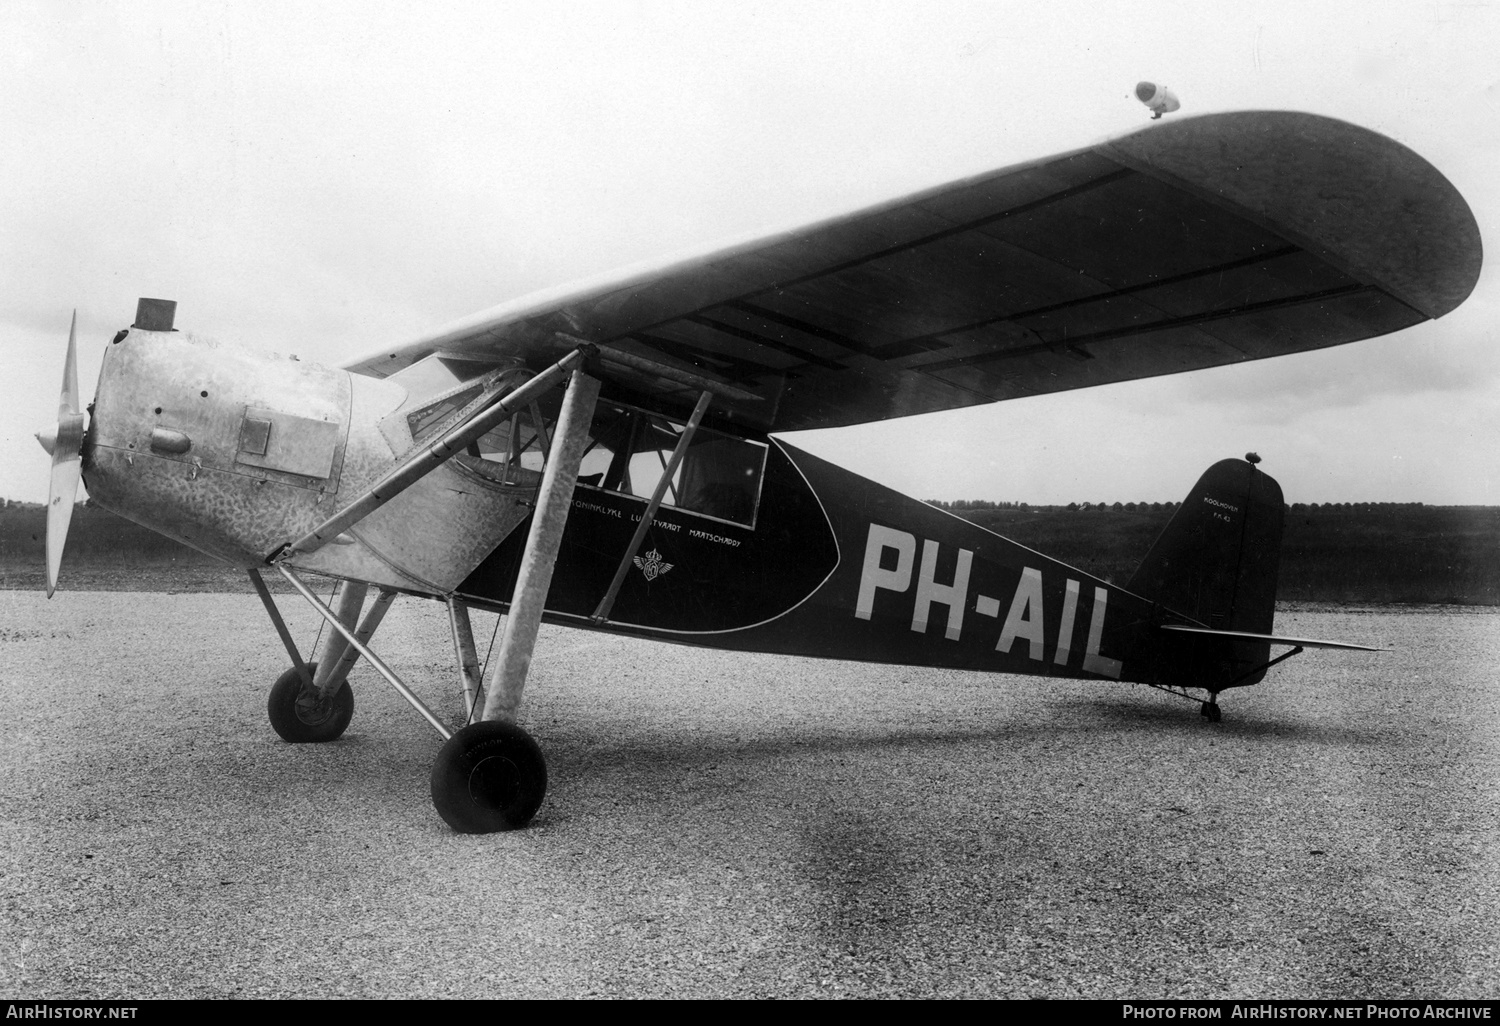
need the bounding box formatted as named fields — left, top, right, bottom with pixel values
left=33, top=311, right=87, bottom=598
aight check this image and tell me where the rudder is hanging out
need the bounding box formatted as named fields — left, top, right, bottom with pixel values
left=1128, top=458, right=1284, bottom=689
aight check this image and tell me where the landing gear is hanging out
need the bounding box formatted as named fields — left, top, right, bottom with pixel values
left=252, top=354, right=600, bottom=832
left=430, top=721, right=548, bottom=832
left=267, top=663, right=354, bottom=742
left=1199, top=699, right=1222, bottom=723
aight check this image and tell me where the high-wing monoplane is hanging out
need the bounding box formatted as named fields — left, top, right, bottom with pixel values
left=35, top=111, right=1483, bottom=831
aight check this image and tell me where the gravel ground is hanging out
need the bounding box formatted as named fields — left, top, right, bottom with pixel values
left=0, top=591, right=1496, bottom=999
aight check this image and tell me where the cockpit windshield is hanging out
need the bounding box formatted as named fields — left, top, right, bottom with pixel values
left=399, top=369, right=765, bottom=527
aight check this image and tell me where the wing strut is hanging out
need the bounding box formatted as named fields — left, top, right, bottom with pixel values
left=275, top=343, right=597, bottom=561
left=480, top=366, right=603, bottom=724
left=590, top=389, right=714, bottom=625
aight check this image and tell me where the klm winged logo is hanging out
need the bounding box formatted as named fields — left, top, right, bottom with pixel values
left=634, top=548, right=674, bottom=582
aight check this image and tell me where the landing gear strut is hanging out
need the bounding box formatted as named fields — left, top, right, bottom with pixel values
left=426, top=360, right=599, bottom=830
left=251, top=351, right=604, bottom=832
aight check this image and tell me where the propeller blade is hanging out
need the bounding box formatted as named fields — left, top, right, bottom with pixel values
left=45, top=458, right=81, bottom=599
left=43, top=311, right=87, bottom=599
left=60, top=310, right=80, bottom=419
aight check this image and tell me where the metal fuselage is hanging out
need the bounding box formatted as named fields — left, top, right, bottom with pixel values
left=85, top=328, right=535, bottom=593
left=83, top=327, right=1202, bottom=691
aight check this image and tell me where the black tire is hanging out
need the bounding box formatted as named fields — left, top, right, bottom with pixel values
left=430, top=721, right=547, bottom=833
left=267, top=663, right=354, bottom=743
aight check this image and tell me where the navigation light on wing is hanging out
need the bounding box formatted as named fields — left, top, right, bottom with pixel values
left=1136, top=81, right=1180, bottom=118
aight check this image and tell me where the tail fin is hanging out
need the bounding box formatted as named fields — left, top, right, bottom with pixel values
left=1128, top=458, right=1284, bottom=689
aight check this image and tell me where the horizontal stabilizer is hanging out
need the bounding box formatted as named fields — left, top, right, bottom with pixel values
left=1159, top=624, right=1384, bottom=652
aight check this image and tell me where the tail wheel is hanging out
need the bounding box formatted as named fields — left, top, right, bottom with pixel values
left=430, top=721, right=547, bottom=833
left=267, top=663, right=354, bottom=743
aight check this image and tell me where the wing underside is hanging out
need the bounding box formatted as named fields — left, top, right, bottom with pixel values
left=348, top=111, right=1482, bottom=433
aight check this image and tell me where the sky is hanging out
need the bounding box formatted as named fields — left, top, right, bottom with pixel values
left=4, top=0, right=1498, bottom=508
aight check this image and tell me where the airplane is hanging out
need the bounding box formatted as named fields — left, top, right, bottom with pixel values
left=34, top=109, right=1482, bottom=833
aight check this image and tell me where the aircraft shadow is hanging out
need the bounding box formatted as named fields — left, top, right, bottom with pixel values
left=545, top=693, right=1392, bottom=785
left=1077, top=696, right=1393, bottom=746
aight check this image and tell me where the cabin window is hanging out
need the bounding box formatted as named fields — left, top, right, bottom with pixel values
left=460, top=399, right=557, bottom=487
left=577, top=401, right=766, bottom=528
left=401, top=369, right=555, bottom=488
left=406, top=384, right=482, bottom=443
left=401, top=383, right=766, bottom=521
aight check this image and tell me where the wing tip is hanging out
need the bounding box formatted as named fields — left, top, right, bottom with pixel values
left=1102, top=110, right=1483, bottom=320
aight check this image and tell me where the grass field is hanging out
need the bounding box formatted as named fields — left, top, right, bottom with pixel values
left=3, top=595, right=1496, bottom=997
left=2, top=499, right=1497, bottom=604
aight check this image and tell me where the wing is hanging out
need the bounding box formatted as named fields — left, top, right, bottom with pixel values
left=347, top=111, right=1482, bottom=433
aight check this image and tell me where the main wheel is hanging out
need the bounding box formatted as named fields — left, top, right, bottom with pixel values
left=430, top=721, right=547, bottom=833
left=267, top=663, right=354, bottom=743
left=1199, top=699, right=1222, bottom=723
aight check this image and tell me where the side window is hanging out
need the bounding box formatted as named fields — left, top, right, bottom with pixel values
left=465, top=404, right=555, bottom=486
left=400, top=386, right=767, bottom=522
left=677, top=434, right=764, bottom=525
left=577, top=402, right=766, bottom=527
left=403, top=372, right=559, bottom=488
left=406, top=385, right=482, bottom=443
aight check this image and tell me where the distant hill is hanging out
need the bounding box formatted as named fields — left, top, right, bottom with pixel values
left=953, top=504, right=1500, bottom=605
left=0, top=500, right=236, bottom=591
left=0, top=500, right=201, bottom=563
left=2, top=499, right=1497, bottom=603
